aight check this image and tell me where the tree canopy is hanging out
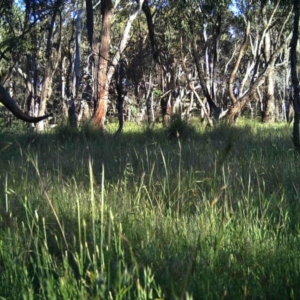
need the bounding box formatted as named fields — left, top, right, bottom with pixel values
left=0, top=0, right=298, bottom=132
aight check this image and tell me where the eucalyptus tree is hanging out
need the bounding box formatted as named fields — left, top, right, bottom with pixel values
left=35, top=0, right=64, bottom=131
left=154, top=0, right=232, bottom=123
left=254, top=0, right=293, bottom=122
left=142, top=0, right=193, bottom=126
left=47, top=0, right=92, bottom=126
left=141, top=0, right=164, bottom=124
left=225, top=0, right=293, bottom=122
left=157, top=0, right=293, bottom=124
left=0, top=1, right=59, bottom=125
left=57, top=0, right=89, bottom=127
left=0, top=1, right=53, bottom=127
left=0, top=0, right=65, bottom=130
left=0, top=2, right=15, bottom=83
left=118, top=11, right=153, bottom=124
left=70, top=0, right=86, bottom=126
left=93, top=0, right=113, bottom=129
left=290, top=0, right=300, bottom=151
left=185, top=0, right=228, bottom=107
left=86, top=0, right=144, bottom=131
left=0, top=0, right=38, bottom=84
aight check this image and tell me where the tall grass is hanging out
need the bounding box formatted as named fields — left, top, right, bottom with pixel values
left=0, top=120, right=300, bottom=299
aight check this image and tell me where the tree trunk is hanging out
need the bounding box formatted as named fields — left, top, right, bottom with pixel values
left=36, top=65, right=53, bottom=131
left=115, top=59, right=126, bottom=137
left=36, top=0, right=62, bottom=131
left=143, top=0, right=172, bottom=125
left=261, top=5, right=275, bottom=123
left=69, top=6, right=85, bottom=127
left=94, top=0, right=112, bottom=129
left=226, top=33, right=292, bottom=121
left=161, top=94, right=171, bottom=127
left=228, top=19, right=251, bottom=105
left=61, top=57, right=68, bottom=119
left=262, top=72, right=275, bottom=122
left=290, top=0, right=300, bottom=151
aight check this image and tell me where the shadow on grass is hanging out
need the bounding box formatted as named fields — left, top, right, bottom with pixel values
left=1, top=121, right=300, bottom=299
left=1, top=121, right=299, bottom=224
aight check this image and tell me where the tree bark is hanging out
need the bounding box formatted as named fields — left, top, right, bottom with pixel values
left=36, top=0, right=62, bottom=131
left=228, top=19, right=251, bottom=105
left=290, top=0, right=300, bottom=151
left=226, top=4, right=292, bottom=122
left=262, top=71, right=275, bottom=122
left=93, top=0, right=142, bottom=129
left=115, top=59, right=126, bottom=137
left=85, top=0, right=94, bottom=49
left=0, top=84, right=52, bottom=123
left=143, top=0, right=172, bottom=125
left=161, top=94, right=171, bottom=126
left=36, top=63, right=53, bottom=131
left=261, top=4, right=275, bottom=122
left=94, top=0, right=112, bottom=129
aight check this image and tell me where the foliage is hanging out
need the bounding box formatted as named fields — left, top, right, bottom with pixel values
left=0, top=0, right=295, bottom=128
left=1, top=120, right=300, bottom=299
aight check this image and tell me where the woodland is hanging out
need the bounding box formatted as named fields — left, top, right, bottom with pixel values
left=1, top=0, right=300, bottom=299
left=0, top=0, right=299, bottom=133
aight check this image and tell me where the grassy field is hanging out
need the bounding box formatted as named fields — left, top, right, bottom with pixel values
left=0, top=119, right=300, bottom=299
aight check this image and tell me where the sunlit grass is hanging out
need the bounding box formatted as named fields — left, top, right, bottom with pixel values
left=0, top=119, right=300, bottom=299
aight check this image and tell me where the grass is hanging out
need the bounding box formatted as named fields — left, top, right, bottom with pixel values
left=0, top=119, right=300, bottom=299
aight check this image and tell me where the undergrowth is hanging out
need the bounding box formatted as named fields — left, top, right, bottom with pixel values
left=0, top=119, right=300, bottom=299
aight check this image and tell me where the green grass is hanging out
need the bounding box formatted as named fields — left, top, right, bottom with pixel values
left=0, top=119, right=300, bottom=299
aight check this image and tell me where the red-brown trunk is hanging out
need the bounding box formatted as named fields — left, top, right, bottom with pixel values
left=94, top=0, right=112, bottom=129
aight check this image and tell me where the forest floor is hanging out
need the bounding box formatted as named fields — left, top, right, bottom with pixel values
left=0, top=118, right=300, bottom=299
